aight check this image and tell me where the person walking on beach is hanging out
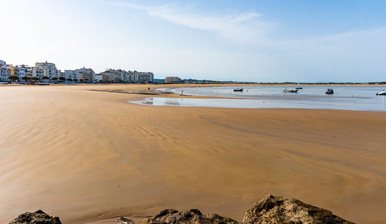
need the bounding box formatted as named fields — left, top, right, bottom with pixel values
left=181, top=90, right=184, bottom=95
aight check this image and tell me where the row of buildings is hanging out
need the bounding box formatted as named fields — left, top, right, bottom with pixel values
left=0, top=59, right=154, bottom=83
left=165, top=76, right=182, bottom=83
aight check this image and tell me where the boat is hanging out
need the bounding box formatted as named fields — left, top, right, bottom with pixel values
left=326, top=89, right=334, bottom=95
left=376, top=90, right=386, bottom=95
left=283, top=89, right=298, bottom=93
left=295, top=87, right=303, bottom=90
left=233, top=88, right=243, bottom=92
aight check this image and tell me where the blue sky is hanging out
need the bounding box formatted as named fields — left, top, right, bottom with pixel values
left=1, top=0, right=386, bottom=82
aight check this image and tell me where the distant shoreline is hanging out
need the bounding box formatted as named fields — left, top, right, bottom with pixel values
left=1, top=82, right=386, bottom=87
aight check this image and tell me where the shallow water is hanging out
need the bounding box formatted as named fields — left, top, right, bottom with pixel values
left=131, top=86, right=386, bottom=111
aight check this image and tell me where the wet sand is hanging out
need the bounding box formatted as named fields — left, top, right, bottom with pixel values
left=1, top=84, right=386, bottom=224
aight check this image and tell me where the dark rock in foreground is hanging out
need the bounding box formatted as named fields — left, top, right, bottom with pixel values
left=9, top=209, right=62, bottom=224
left=137, top=208, right=238, bottom=224
left=9, top=195, right=354, bottom=224
left=242, top=195, right=354, bottom=224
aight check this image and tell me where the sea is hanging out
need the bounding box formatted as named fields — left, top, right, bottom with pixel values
left=131, top=86, right=386, bottom=112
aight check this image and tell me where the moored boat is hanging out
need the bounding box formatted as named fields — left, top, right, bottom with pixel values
left=283, top=89, right=298, bottom=93
left=326, top=89, right=334, bottom=95
left=234, top=88, right=243, bottom=92
left=376, top=90, right=386, bottom=95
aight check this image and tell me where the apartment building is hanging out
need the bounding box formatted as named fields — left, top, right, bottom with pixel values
left=94, top=74, right=106, bottom=82
left=165, top=76, right=182, bottom=83
left=136, top=72, right=154, bottom=83
left=99, top=70, right=113, bottom=82
left=17, top=65, right=33, bottom=81
left=0, top=60, right=10, bottom=82
left=64, top=70, right=77, bottom=81
left=34, top=61, right=57, bottom=81
left=101, top=69, right=154, bottom=83
left=76, top=67, right=95, bottom=82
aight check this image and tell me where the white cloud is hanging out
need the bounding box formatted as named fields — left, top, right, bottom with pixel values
left=110, top=2, right=386, bottom=81
left=113, top=2, right=274, bottom=45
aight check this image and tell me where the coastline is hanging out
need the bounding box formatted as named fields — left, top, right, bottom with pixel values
left=1, top=84, right=386, bottom=224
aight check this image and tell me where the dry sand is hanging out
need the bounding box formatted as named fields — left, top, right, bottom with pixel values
left=1, top=84, right=386, bottom=224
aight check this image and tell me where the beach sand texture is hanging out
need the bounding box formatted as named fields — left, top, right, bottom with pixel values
left=1, top=84, right=386, bottom=224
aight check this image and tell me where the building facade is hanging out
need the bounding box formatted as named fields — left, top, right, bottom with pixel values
left=101, top=69, right=154, bottom=83
left=0, top=60, right=10, bottom=82
left=34, top=61, right=57, bottom=81
left=94, top=74, right=106, bottom=82
left=165, top=76, right=182, bottom=83
left=17, top=65, right=33, bottom=82
left=76, top=67, right=95, bottom=82
left=64, top=70, right=77, bottom=81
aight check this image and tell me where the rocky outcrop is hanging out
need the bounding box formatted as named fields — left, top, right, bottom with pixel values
left=137, top=208, right=238, bottom=224
left=115, top=217, right=135, bottom=224
left=9, top=195, right=354, bottom=224
left=9, top=209, right=62, bottom=224
left=242, top=195, right=354, bottom=224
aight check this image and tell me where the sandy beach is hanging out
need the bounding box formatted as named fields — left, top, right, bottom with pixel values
left=1, top=84, right=386, bottom=224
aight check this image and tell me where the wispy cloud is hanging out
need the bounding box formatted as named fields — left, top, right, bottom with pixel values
left=111, top=2, right=386, bottom=81
left=113, top=2, right=274, bottom=45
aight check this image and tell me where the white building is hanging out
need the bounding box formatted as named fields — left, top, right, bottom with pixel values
left=0, top=68, right=10, bottom=81
left=56, top=70, right=64, bottom=81
left=100, top=69, right=123, bottom=82
left=16, top=65, right=33, bottom=82
left=126, top=70, right=154, bottom=83
left=76, top=67, right=95, bottom=82
left=165, top=76, right=181, bottom=83
left=35, top=61, right=57, bottom=81
left=137, top=72, right=154, bottom=83
left=64, top=68, right=95, bottom=82
left=101, top=69, right=154, bottom=83
left=0, top=60, right=10, bottom=82
left=32, top=67, right=45, bottom=81
left=64, top=70, right=77, bottom=81
left=94, top=74, right=104, bottom=83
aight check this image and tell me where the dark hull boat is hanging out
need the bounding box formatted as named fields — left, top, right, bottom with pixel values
left=234, top=88, right=243, bottom=92
left=326, top=89, right=334, bottom=95
left=283, top=89, right=298, bottom=93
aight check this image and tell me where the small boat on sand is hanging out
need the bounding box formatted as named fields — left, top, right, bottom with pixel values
left=234, top=88, right=243, bottom=92
left=283, top=89, right=298, bottom=93
left=376, top=90, right=386, bottom=95
left=326, top=89, right=334, bottom=95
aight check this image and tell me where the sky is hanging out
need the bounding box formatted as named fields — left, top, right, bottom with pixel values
left=1, top=0, right=386, bottom=82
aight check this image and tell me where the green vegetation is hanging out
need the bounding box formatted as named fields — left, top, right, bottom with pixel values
left=8, top=75, right=19, bottom=81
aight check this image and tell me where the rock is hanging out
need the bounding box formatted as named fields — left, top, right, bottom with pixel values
left=137, top=208, right=238, bottom=224
left=9, top=209, right=62, bottom=224
left=9, top=195, right=356, bottom=224
left=205, top=213, right=239, bottom=224
left=242, top=195, right=354, bottom=224
left=114, top=217, right=135, bottom=224
left=153, top=209, right=179, bottom=221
